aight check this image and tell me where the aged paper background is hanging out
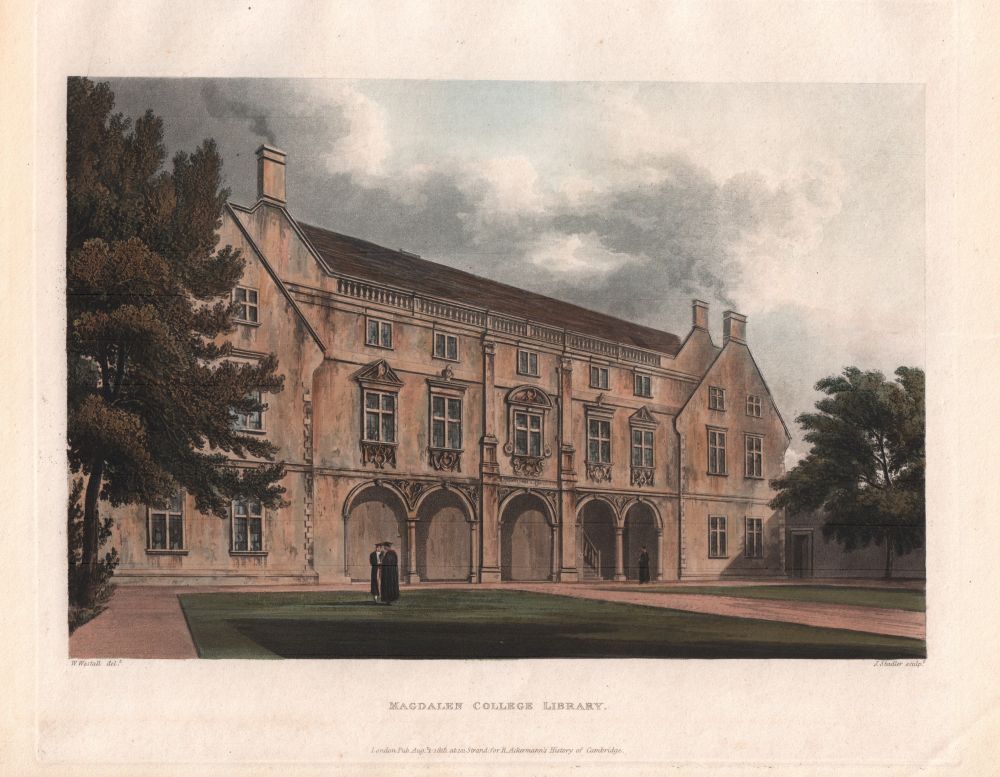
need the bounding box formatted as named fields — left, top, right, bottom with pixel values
left=2, top=0, right=998, bottom=774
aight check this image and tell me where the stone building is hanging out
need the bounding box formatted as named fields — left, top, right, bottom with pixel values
left=105, top=146, right=791, bottom=586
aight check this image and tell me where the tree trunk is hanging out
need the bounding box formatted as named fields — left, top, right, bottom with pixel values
left=884, top=533, right=895, bottom=579
left=79, top=459, right=104, bottom=605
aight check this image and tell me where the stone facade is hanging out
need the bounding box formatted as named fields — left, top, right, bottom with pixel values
left=104, top=146, right=791, bottom=586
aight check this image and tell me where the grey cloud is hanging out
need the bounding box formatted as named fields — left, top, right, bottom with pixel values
left=201, top=82, right=278, bottom=145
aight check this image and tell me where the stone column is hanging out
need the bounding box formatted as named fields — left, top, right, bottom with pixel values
left=550, top=523, right=560, bottom=580
left=479, top=339, right=502, bottom=582
left=469, top=520, right=480, bottom=582
left=656, top=528, right=664, bottom=581
left=614, top=526, right=626, bottom=581
left=557, top=356, right=579, bottom=581
left=406, top=516, right=419, bottom=584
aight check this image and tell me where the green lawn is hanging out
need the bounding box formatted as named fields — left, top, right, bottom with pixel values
left=615, top=584, right=925, bottom=612
left=178, top=589, right=925, bottom=659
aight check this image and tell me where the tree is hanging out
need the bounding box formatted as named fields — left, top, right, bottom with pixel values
left=67, top=77, right=286, bottom=607
left=770, top=367, right=924, bottom=578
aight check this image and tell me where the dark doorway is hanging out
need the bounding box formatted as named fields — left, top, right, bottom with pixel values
left=790, top=532, right=812, bottom=577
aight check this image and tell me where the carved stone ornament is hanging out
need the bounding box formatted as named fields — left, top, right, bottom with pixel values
left=586, top=462, right=613, bottom=483
left=441, top=364, right=454, bottom=381
left=360, top=441, right=397, bottom=469
left=429, top=448, right=462, bottom=472
left=511, top=454, right=545, bottom=478
left=631, top=466, right=654, bottom=487
left=630, top=405, right=659, bottom=427
left=455, top=483, right=480, bottom=511
left=391, top=479, right=433, bottom=510
left=354, top=359, right=404, bottom=388
left=508, top=386, right=551, bottom=407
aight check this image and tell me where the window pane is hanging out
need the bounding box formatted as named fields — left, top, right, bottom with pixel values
left=150, top=514, right=166, bottom=549
left=367, top=319, right=379, bottom=344
left=529, top=430, right=541, bottom=457
left=447, top=398, right=461, bottom=420
left=248, top=305, right=258, bottom=323
left=168, top=518, right=183, bottom=550
left=434, top=333, right=444, bottom=356
left=529, top=415, right=541, bottom=431
left=366, top=411, right=379, bottom=440
left=600, top=441, right=611, bottom=462
left=589, top=439, right=600, bottom=462
left=380, top=322, right=392, bottom=347
left=447, top=337, right=457, bottom=360
left=632, top=445, right=641, bottom=467
left=249, top=518, right=262, bottom=552
left=234, top=500, right=247, bottom=517
left=432, top=419, right=445, bottom=448
left=366, top=392, right=379, bottom=410
left=514, top=428, right=527, bottom=455
left=432, top=395, right=445, bottom=417
left=234, top=516, right=247, bottom=552
left=518, top=351, right=527, bottom=373
left=514, top=412, right=527, bottom=431
left=644, top=448, right=653, bottom=467
left=529, top=353, right=537, bottom=374
left=447, top=421, right=461, bottom=450
left=382, top=393, right=394, bottom=412
left=382, top=413, right=395, bottom=443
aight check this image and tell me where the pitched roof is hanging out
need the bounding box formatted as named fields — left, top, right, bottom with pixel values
left=297, top=222, right=682, bottom=355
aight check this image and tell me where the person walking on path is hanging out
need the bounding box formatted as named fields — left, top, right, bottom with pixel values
left=379, top=541, right=400, bottom=604
left=638, top=545, right=651, bottom=584
left=369, top=543, right=383, bottom=602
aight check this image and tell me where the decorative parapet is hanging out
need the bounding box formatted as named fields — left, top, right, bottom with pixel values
left=361, top=441, right=397, bottom=469
left=586, top=462, right=613, bottom=483
left=326, top=271, right=664, bottom=367
left=429, top=448, right=462, bottom=472
left=630, top=466, right=654, bottom=487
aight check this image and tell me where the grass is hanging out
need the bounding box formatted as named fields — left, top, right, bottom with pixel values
left=614, top=584, right=925, bottom=612
left=178, top=589, right=925, bottom=659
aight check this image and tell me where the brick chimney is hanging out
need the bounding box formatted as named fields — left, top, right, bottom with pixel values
left=256, top=145, right=286, bottom=204
left=723, top=310, right=747, bottom=345
left=692, top=299, right=709, bottom=331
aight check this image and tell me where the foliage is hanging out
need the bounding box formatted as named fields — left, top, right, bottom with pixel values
left=770, top=367, right=925, bottom=577
left=66, top=77, right=286, bottom=607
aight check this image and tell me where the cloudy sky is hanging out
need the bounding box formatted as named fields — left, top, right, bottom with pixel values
left=107, top=78, right=925, bottom=465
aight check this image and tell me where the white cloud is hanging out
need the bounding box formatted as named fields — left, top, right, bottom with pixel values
left=526, top=232, right=640, bottom=275
left=305, top=82, right=391, bottom=178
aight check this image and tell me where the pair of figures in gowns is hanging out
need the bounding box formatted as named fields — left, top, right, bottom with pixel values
left=369, top=541, right=400, bottom=604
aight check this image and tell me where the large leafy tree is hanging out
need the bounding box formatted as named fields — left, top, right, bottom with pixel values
left=67, top=77, right=285, bottom=605
left=770, top=367, right=925, bottom=578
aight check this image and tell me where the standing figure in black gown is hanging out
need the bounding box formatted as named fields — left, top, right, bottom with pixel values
left=379, top=541, right=400, bottom=604
left=369, top=542, right=383, bottom=602
left=638, top=545, right=651, bottom=584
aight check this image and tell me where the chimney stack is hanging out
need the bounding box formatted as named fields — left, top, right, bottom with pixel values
left=692, top=299, right=709, bottom=331
left=256, top=145, right=286, bottom=204
left=723, top=310, right=747, bottom=345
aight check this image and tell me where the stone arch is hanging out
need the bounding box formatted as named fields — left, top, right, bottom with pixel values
left=343, top=483, right=407, bottom=582
left=498, top=488, right=557, bottom=526
left=575, top=493, right=622, bottom=525
left=577, top=499, right=617, bottom=580
left=499, top=493, right=555, bottom=581
left=619, top=497, right=663, bottom=530
left=415, top=489, right=474, bottom=581
left=412, top=483, right=478, bottom=521
left=623, top=501, right=660, bottom=582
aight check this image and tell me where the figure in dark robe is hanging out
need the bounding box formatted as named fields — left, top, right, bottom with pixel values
left=379, top=541, right=400, bottom=604
left=638, top=546, right=651, bottom=583
left=369, top=543, right=383, bottom=602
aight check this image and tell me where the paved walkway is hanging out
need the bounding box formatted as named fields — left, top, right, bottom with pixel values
left=505, top=583, right=926, bottom=640
left=69, top=579, right=925, bottom=658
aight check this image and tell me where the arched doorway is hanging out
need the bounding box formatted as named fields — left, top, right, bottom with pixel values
left=416, top=490, right=473, bottom=581
left=578, top=500, right=616, bottom=580
left=345, top=485, right=406, bottom=582
left=500, top=493, right=553, bottom=581
left=623, top=502, right=659, bottom=581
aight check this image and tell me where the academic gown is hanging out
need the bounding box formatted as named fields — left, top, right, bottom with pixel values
left=638, top=550, right=651, bottom=583
left=370, top=551, right=381, bottom=597
left=379, top=549, right=400, bottom=603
